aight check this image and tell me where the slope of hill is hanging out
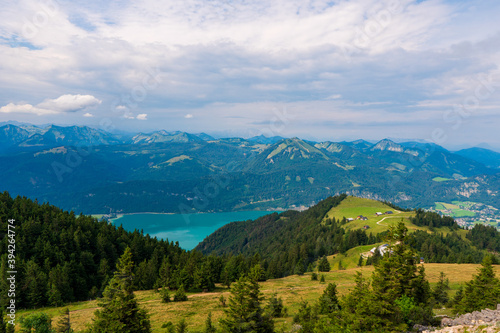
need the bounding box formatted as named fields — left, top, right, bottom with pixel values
left=455, top=147, right=500, bottom=169
left=0, top=191, right=187, bottom=309
left=17, top=264, right=500, bottom=332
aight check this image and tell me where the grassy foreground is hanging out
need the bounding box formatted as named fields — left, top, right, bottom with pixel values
left=16, top=263, right=500, bottom=332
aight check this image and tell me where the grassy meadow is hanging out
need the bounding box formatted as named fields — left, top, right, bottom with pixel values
left=16, top=263, right=498, bottom=332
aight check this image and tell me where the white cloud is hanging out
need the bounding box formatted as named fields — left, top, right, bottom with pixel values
left=0, top=0, right=499, bottom=146
left=37, top=94, right=101, bottom=112
left=0, top=94, right=101, bottom=116
left=0, top=103, right=59, bottom=116
left=136, top=113, right=148, bottom=120
left=83, top=112, right=94, bottom=117
left=185, top=114, right=193, bottom=119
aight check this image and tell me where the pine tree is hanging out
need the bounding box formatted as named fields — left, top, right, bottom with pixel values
left=294, top=259, right=306, bottom=275
left=357, top=221, right=433, bottom=331
left=320, top=274, right=326, bottom=283
left=89, top=247, right=151, bottom=333
left=249, top=264, right=267, bottom=282
left=204, top=312, right=216, bottom=333
left=219, top=294, right=226, bottom=307
left=432, top=272, right=450, bottom=306
left=0, top=310, right=6, bottom=333
left=265, top=293, right=287, bottom=318
left=318, top=283, right=341, bottom=314
left=176, top=319, right=188, bottom=333
left=455, top=255, right=500, bottom=314
left=292, top=301, right=318, bottom=333
left=173, top=285, right=188, bottom=302
left=160, top=286, right=171, bottom=303
left=318, top=257, right=330, bottom=272
left=357, top=255, right=364, bottom=267
left=19, top=313, right=52, bottom=333
left=220, top=276, right=274, bottom=333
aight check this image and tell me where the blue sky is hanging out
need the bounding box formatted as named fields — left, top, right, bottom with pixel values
left=0, top=0, right=499, bottom=149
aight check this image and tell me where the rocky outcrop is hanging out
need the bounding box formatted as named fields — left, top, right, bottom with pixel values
left=422, top=305, right=500, bottom=332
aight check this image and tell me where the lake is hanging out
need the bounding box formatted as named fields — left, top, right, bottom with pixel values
left=110, top=211, right=275, bottom=250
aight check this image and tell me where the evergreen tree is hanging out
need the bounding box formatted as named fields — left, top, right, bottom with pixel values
left=89, top=247, right=151, bottom=333
left=176, top=319, right=188, bottom=333
left=55, top=308, right=73, bottom=333
left=432, top=272, right=450, bottom=306
left=311, top=273, right=318, bottom=281
left=19, top=313, right=52, bottom=333
left=220, top=276, right=274, bottom=333
left=338, top=222, right=434, bottom=332
left=292, top=301, right=318, bottom=333
left=265, top=293, right=287, bottom=318
left=219, top=294, right=226, bottom=307
left=0, top=310, right=6, bottom=333
left=320, top=274, right=326, bottom=283
left=173, top=285, right=188, bottom=302
left=204, top=312, right=216, bottom=333
left=195, top=262, right=215, bottom=291
left=160, top=286, right=171, bottom=303
left=318, top=283, right=341, bottom=314
left=294, top=259, right=306, bottom=276
left=357, top=255, right=364, bottom=267
left=455, top=255, right=500, bottom=314
left=249, top=264, right=267, bottom=282
left=317, top=257, right=330, bottom=272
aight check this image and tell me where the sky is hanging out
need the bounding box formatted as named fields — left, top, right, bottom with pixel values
left=0, top=0, right=499, bottom=149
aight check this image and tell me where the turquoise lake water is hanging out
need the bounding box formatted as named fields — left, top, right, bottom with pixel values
left=111, top=211, right=274, bottom=250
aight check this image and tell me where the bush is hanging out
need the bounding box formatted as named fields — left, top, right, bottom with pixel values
left=311, top=273, right=318, bottom=281
left=173, top=285, right=188, bottom=302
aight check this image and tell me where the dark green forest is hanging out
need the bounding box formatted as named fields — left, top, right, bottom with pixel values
left=2, top=191, right=500, bottom=313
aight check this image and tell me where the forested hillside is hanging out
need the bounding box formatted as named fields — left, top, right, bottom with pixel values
left=3, top=190, right=500, bottom=314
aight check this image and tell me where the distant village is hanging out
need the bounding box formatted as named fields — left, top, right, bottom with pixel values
left=429, top=201, right=500, bottom=230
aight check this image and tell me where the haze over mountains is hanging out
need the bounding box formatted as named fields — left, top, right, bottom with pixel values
left=0, top=123, right=498, bottom=214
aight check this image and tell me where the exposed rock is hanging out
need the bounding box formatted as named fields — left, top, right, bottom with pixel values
left=422, top=305, right=500, bottom=332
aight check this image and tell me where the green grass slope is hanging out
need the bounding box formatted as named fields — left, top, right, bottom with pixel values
left=17, top=264, right=500, bottom=332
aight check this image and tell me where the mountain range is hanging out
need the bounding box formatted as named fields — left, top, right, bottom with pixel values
left=0, top=123, right=498, bottom=214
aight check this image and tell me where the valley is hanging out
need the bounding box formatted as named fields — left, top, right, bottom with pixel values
left=0, top=124, right=498, bottom=219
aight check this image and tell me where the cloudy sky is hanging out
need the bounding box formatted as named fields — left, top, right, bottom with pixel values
left=0, top=0, right=499, bottom=149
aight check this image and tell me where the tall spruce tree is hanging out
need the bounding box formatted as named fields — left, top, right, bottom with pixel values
left=89, top=247, right=151, bottom=333
left=339, top=221, right=433, bottom=332
left=220, top=275, right=274, bottom=333
left=455, top=255, right=500, bottom=314
left=318, top=283, right=341, bottom=314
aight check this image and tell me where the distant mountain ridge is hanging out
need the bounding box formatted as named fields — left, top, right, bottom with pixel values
left=0, top=123, right=498, bottom=213
left=455, top=147, right=500, bottom=169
